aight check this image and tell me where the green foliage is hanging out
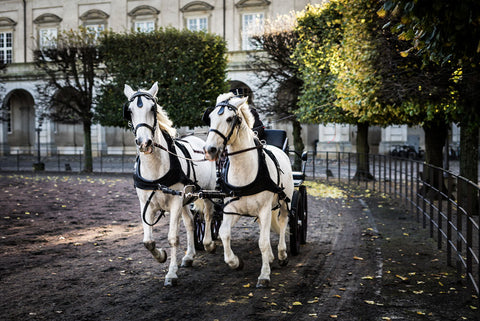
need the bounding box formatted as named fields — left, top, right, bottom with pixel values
left=294, top=0, right=456, bottom=127
left=96, top=28, right=229, bottom=128
left=294, top=1, right=354, bottom=124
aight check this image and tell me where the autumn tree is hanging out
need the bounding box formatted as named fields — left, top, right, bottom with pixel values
left=248, top=13, right=305, bottom=170
left=384, top=0, right=480, bottom=184
left=33, top=27, right=106, bottom=172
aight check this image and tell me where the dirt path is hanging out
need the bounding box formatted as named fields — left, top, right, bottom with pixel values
left=0, top=173, right=476, bottom=320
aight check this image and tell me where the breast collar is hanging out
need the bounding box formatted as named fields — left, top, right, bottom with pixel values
left=219, top=139, right=286, bottom=199
left=133, top=130, right=197, bottom=190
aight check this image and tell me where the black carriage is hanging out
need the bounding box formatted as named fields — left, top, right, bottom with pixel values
left=192, top=129, right=308, bottom=255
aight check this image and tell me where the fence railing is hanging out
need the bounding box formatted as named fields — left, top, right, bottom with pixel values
left=307, top=151, right=479, bottom=298
left=1, top=150, right=478, bottom=297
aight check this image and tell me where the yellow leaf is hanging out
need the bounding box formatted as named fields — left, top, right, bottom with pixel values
left=382, top=317, right=391, bottom=321
left=329, top=315, right=338, bottom=319
left=413, top=290, right=424, bottom=295
left=353, top=256, right=364, bottom=261
left=362, top=276, right=374, bottom=280
left=470, top=305, right=478, bottom=310
left=293, top=301, right=302, bottom=306
left=243, top=283, right=251, bottom=288
left=416, top=311, right=425, bottom=315
left=400, top=51, right=409, bottom=58
left=377, top=8, right=387, bottom=18
left=396, top=275, right=408, bottom=281
left=333, top=295, right=341, bottom=298
left=365, top=300, right=375, bottom=305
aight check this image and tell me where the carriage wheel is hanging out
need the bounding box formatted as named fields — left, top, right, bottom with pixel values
left=193, top=208, right=223, bottom=251
left=299, top=185, right=308, bottom=245
left=193, top=211, right=206, bottom=251
left=289, top=190, right=303, bottom=256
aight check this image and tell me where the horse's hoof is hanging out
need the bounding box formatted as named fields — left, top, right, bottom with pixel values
left=155, top=249, right=167, bottom=263
left=256, top=278, right=270, bottom=288
left=235, top=257, right=244, bottom=271
left=205, top=242, right=216, bottom=254
left=279, top=258, right=289, bottom=267
left=164, top=277, right=178, bottom=287
left=181, top=259, right=193, bottom=267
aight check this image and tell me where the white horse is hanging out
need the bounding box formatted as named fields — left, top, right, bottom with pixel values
left=203, top=93, right=294, bottom=288
left=124, top=82, right=216, bottom=286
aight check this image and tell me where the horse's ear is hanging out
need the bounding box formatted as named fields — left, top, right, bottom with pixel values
left=238, top=96, right=248, bottom=107
left=124, top=84, right=135, bottom=98
left=149, top=82, right=159, bottom=98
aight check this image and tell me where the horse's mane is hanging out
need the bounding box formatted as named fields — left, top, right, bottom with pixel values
left=137, top=88, right=176, bottom=137
left=156, top=105, right=176, bottom=137
left=216, top=93, right=255, bottom=131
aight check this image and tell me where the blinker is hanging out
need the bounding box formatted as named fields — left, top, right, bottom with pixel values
left=137, top=95, right=143, bottom=108
left=217, top=106, right=225, bottom=115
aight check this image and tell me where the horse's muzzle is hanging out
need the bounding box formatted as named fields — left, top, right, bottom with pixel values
left=137, top=137, right=154, bottom=154
left=203, top=145, right=220, bottom=161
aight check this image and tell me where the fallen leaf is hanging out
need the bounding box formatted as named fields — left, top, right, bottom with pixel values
left=396, top=275, right=408, bottom=281
left=364, top=300, right=375, bottom=305
left=293, top=301, right=302, bottom=306
left=362, top=276, right=374, bottom=280
left=353, top=256, right=364, bottom=260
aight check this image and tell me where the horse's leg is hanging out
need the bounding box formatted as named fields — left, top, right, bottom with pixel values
left=202, top=199, right=216, bottom=253
left=219, top=214, right=243, bottom=270
left=180, top=205, right=196, bottom=267
left=142, top=204, right=167, bottom=264
left=277, top=202, right=289, bottom=266
left=257, top=208, right=273, bottom=288
left=164, top=201, right=182, bottom=286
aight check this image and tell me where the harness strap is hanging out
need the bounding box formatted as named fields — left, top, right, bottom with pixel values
left=141, top=190, right=166, bottom=226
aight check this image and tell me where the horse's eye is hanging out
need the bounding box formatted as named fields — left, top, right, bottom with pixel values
left=226, top=116, right=233, bottom=122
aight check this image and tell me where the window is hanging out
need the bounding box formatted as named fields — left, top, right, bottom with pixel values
left=39, top=28, right=57, bottom=50
left=80, top=9, right=109, bottom=40
left=129, top=6, right=159, bottom=32
left=187, top=17, right=208, bottom=32
left=134, top=21, right=155, bottom=33
left=242, top=13, right=264, bottom=50
left=0, top=31, right=12, bottom=64
left=85, top=24, right=105, bottom=39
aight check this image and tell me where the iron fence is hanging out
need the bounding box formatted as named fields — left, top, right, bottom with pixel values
left=307, top=151, right=479, bottom=298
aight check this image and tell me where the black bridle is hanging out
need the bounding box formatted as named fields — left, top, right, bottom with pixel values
left=207, top=100, right=242, bottom=148
left=124, top=91, right=158, bottom=137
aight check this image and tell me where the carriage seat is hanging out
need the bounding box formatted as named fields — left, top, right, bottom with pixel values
left=263, top=129, right=288, bottom=152
left=263, top=129, right=307, bottom=186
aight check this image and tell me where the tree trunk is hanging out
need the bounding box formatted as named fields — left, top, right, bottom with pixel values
left=292, top=119, right=305, bottom=171
left=83, top=121, right=93, bottom=172
left=422, top=121, right=448, bottom=198
left=353, top=122, right=374, bottom=181
left=459, top=119, right=479, bottom=216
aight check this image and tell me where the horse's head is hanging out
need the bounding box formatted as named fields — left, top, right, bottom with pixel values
left=123, top=82, right=160, bottom=154
left=203, top=93, right=254, bottom=161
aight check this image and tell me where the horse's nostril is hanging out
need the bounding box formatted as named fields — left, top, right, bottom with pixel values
left=208, top=146, right=217, bottom=154
left=146, top=139, right=153, bottom=147
left=135, top=138, right=141, bottom=146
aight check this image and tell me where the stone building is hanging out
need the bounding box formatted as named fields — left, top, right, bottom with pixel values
left=0, top=0, right=443, bottom=157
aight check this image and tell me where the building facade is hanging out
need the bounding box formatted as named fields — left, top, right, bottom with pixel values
left=0, top=0, right=443, bottom=157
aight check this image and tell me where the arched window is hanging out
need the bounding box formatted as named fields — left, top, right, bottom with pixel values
left=79, top=9, right=109, bottom=37
left=180, top=1, right=214, bottom=32
left=128, top=5, right=160, bottom=32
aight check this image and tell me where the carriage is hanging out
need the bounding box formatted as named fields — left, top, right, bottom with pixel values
left=192, top=128, right=309, bottom=256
